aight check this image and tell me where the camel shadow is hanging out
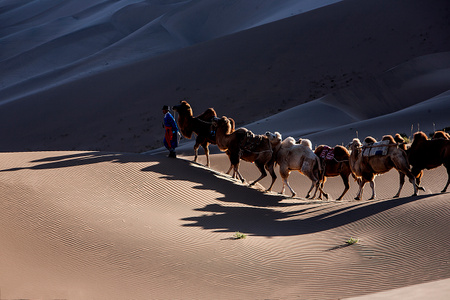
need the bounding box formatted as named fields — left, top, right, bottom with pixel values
left=181, top=194, right=436, bottom=237
left=1, top=151, right=442, bottom=238
left=141, top=157, right=291, bottom=208
left=0, top=151, right=289, bottom=208
left=0, top=151, right=159, bottom=172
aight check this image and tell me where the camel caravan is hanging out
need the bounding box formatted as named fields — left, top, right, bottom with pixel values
left=171, top=101, right=450, bottom=201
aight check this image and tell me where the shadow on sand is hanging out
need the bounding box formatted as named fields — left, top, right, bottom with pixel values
left=0, top=151, right=441, bottom=237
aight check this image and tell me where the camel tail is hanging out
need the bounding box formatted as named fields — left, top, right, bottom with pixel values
left=315, top=155, right=324, bottom=180
left=316, top=155, right=323, bottom=172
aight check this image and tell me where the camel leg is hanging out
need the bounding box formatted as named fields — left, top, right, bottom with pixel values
left=317, top=180, right=325, bottom=200
left=309, top=180, right=328, bottom=200
left=226, top=153, right=238, bottom=177
left=265, top=163, right=277, bottom=192
left=202, top=143, right=210, bottom=167
left=393, top=172, right=405, bottom=198
left=249, top=161, right=267, bottom=187
left=280, top=182, right=286, bottom=195
left=392, top=156, right=419, bottom=197
left=233, top=163, right=245, bottom=183
left=408, top=175, right=418, bottom=196
left=306, top=171, right=328, bottom=200
left=306, top=181, right=315, bottom=199
left=229, top=166, right=238, bottom=179
left=226, top=164, right=233, bottom=175
left=305, top=171, right=320, bottom=199
left=337, top=173, right=350, bottom=200
left=282, top=178, right=296, bottom=197
left=368, top=181, right=376, bottom=200
left=193, top=142, right=200, bottom=163
left=411, top=168, right=426, bottom=192
left=355, top=180, right=366, bottom=200
left=399, top=168, right=420, bottom=196
left=279, top=168, right=295, bottom=197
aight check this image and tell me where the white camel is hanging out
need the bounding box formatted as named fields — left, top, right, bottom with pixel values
left=266, top=132, right=327, bottom=198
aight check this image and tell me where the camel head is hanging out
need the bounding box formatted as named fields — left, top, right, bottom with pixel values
left=212, top=116, right=230, bottom=128
left=348, top=138, right=362, bottom=152
left=172, top=100, right=193, bottom=117
left=394, top=133, right=405, bottom=144
left=265, top=131, right=282, bottom=146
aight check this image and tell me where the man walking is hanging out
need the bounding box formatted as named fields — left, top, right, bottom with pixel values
left=162, top=105, right=179, bottom=158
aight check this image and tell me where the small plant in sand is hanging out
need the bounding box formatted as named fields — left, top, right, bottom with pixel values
left=345, top=237, right=359, bottom=245
left=233, top=231, right=247, bottom=239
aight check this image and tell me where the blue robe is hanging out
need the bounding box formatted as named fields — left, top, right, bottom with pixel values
left=163, top=112, right=179, bottom=150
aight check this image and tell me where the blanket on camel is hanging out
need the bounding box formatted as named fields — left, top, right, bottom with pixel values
left=362, top=140, right=390, bottom=157
left=319, top=146, right=335, bottom=160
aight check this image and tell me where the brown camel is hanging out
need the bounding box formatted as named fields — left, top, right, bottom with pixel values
left=404, top=131, right=450, bottom=193
left=348, top=136, right=418, bottom=200
left=172, top=100, right=234, bottom=167
left=266, top=132, right=327, bottom=199
left=212, top=116, right=276, bottom=189
left=314, top=145, right=355, bottom=200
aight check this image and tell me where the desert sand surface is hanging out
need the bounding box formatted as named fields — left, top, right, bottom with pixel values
left=1, top=151, right=449, bottom=300
left=1, top=0, right=450, bottom=299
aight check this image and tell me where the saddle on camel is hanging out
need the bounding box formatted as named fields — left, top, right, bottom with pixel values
left=314, top=144, right=354, bottom=200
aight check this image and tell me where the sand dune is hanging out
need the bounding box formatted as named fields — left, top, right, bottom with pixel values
left=175, top=52, right=450, bottom=154
left=0, top=0, right=339, bottom=92
left=1, top=151, right=449, bottom=299
left=1, top=0, right=449, bottom=152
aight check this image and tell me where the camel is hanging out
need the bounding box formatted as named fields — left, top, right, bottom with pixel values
left=266, top=132, right=327, bottom=198
left=348, top=136, right=418, bottom=200
left=212, top=116, right=277, bottom=189
left=172, top=100, right=234, bottom=167
left=314, top=144, right=355, bottom=200
left=404, top=131, right=450, bottom=193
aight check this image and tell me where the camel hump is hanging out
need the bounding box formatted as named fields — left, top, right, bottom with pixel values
left=432, top=131, right=450, bottom=140
left=241, top=132, right=270, bottom=152
left=282, top=137, right=296, bottom=148
left=363, top=136, right=377, bottom=146
left=299, top=138, right=312, bottom=149
left=381, top=135, right=396, bottom=144
left=412, top=131, right=429, bottom=145
left=197, top=108, right=217, bottom=120
left=333, top=145, right=350, bottom=157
